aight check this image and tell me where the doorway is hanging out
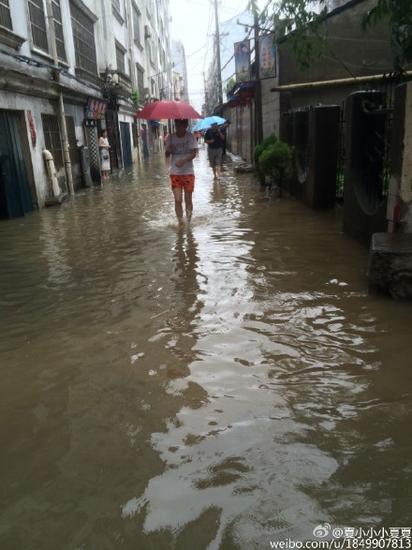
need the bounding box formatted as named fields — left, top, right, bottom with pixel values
left=0, top=111, right=33, bottom=219
left=120, top=122, right=133, bottom=168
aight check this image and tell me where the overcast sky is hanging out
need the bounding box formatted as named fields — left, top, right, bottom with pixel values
left=169, top=0, right=255, bottom=110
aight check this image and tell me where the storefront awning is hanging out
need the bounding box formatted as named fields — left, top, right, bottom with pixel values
left=226, top=81, right=256, bottom=108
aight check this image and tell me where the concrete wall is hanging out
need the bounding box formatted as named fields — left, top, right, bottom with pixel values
left=64, top=103, right=86, bottom=147
left=388, top=82, right=412, bottom=233
left=224, top=103, right=253, bottom=163
left=399, top=84, right=412, bottom=211
left=278, top=0, right=396, bottom=110
left=261, top=78, right=280, bottom=139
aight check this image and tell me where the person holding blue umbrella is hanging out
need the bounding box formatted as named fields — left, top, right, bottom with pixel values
left=193, top=115, right=226, bottom=132
left=204, top=122, right=225, bottom=180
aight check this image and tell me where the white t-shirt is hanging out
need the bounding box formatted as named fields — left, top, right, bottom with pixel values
left=165, top=131, right=198, bottom=175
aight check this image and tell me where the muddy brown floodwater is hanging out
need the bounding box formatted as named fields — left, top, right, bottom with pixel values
left=1, top=149, right=412, bottom=549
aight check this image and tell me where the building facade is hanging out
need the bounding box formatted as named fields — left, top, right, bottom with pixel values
left=170, top=40, right=188, bottom=102
left=0, top=0, right=172, bottom=219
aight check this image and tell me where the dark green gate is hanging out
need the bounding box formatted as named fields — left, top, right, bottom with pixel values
left=0, top=111, right=33, bottom=219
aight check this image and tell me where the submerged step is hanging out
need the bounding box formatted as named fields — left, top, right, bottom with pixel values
left=368, top=232, right=412, bottom=299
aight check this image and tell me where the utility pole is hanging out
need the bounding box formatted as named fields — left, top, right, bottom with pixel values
left=203, top=71, right=208, bottom=114
left=213, top=0, right=223, bottom=107
left=254, top=11, right=263, bottom=145
left=46, top=0, right=74, bottom=196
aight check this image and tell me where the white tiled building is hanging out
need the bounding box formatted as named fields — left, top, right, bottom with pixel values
left=0, top=0, right=172, bottom=218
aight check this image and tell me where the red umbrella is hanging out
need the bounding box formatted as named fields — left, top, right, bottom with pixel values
left=136, top=100, right=202, bottom=120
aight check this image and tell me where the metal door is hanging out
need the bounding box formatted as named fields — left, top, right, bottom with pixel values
left=0, top=111, right=33, bottom=219
left=120, top=122, right=133, bottom=167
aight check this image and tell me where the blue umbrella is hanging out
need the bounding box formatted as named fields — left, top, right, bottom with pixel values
left=192, top=115, right=226, bottom=132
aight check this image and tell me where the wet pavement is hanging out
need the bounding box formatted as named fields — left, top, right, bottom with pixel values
left=1, top=148, right=412, bottom=549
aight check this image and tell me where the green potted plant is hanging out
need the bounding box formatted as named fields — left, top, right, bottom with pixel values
left=131, top=89, right=140, bottom=107
left=258, top=140, right=292, bottom=191
left=254, top=134, right=278, bottom=183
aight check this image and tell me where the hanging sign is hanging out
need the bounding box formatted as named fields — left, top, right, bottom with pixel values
left=85, top=98, right=107, bottom=120
left=259, top=34, right=277, bottom=78
left=27, top=111, right=37, bottom=147
left=234, top=40, right=251, bottom=82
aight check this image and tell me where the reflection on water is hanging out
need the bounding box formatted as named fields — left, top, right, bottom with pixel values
left=1, top=150, right=412, bottom=549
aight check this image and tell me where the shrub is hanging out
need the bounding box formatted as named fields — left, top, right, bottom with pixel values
left=258, top=140, right=292, bottom=187
left=253, top=134, right=277, bottom=167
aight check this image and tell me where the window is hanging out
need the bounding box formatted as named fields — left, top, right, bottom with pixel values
left=146, top=0, right=151, bottom=20
left=0, top=0, right=12, bottom=30
left=136, top=64, right=144, bottom=99
left=149, top=38, right=155, bottom=65
left=115, top=42, right=125, bottom=74
left=42, top=114, right=63, bottom=169
left=112, top=0, right=123, bottom=23
left=28, top=0, right=66, bottom=59
left=70, top=1, right=97, bottom=77
left=52, top=0, right=66, bottom=61
left=28, top=0, right=48, bottom=52
left=132, top=5, right=141, bottom=44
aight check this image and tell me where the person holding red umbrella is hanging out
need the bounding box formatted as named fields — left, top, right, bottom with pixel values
left=165, top=119, right=198, bottom=223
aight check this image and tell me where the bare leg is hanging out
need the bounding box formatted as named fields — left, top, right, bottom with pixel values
left=184, top=190, right=193, bottom=222
left=172, top=187, right=184, bottom=221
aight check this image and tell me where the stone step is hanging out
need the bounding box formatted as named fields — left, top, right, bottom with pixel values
left=368, top=232, right=412, bottom=300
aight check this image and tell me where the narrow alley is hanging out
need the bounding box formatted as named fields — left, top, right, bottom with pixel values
left=1, top=149, right=411, bottom=548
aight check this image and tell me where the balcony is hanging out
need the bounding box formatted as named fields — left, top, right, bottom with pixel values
left=117, top=71, right=132, bottom=96
left=100, top=69, right=133, bottom=98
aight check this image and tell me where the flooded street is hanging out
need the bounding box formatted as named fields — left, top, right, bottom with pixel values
left=1, top=148, right=412, bottom=549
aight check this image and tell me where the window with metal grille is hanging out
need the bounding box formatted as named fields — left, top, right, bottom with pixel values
left=149, top=38, right=155, bottom=65
left=52, top=0, right=66, bottom=61
left=42, top=114, right=63, bottom=169
left=112, top=0, right=123, bottom=24
left=136, top=65, right=144, bottom=99
left=70, top=1, right=97, bottom=77
left=115, top=43, right=125, bottom=74
left=28, top=0, right=49, bottom=52
left=0, top=0, right=12, bottom=30
left=132, top=5, right=141, bottom=44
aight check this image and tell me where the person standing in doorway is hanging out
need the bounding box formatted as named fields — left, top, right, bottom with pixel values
left=140, top=123, right=149, bottom=159
left=204, top=122, right=224, bottom=180
left=165, top=119, right=198, bottom=223
left=99, top=130, right=111, bottom=181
